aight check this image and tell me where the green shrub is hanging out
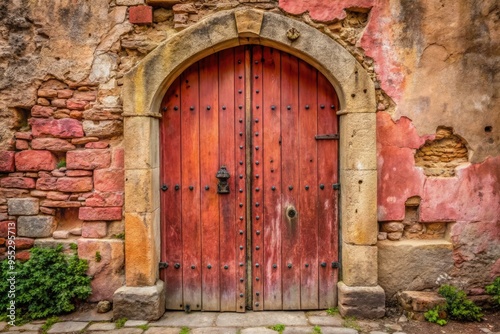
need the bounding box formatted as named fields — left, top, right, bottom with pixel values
left=485, top=277, right=500, bottom=306
left=438, top=284, right=483, bottom=322
left=0, top=245, right=92, bottom=323
left=424, top=306, right=447, bottom=326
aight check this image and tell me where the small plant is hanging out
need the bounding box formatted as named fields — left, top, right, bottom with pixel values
left=69, top=243, right=78, bottom=251
left=137, top=324, right=150, bottom=331
left=269, top=324, right=285, bottom=333
left=56, top=159, right=66, bottom=168
left=342, top=316, right=361, bottom=331
left=115, top=317, right=127, bottom=329
left=41, top=316, right=59, bottom=334
left=485, top=277, right=500, bottom=306
left=180, top=326, right=191, bottom=334
left=438, top=284, right=483, bottom=322
left=424, top=306, right=447, bottom=326
left=326, top=307, right=339, bottom=316
left=313, top=325, right=322, bottom=333
left=95, top=251, right=102, bottom=262
left=114, top=232, right=125, bottom=240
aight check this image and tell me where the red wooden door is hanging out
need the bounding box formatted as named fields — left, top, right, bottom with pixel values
left=160, top=45, right=339, bottom=312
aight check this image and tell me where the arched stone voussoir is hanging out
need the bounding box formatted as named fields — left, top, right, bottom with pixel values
left=123, top=8, right=376, bottom=118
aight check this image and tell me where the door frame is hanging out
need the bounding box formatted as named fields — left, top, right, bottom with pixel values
left=118, top=8, right=384, bottom=319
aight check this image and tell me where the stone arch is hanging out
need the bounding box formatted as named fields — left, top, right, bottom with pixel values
left=116, top=9, right=383, bottom=320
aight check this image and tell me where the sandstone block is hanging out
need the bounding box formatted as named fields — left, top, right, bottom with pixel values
left=66, top=98, right=88, bottom=110
left=17, top=215, right=56, bottom=237
left=56, top=177, right=93, bottom=192
left=0, top=151, right=15, bottom=172
left=31, top=138, right=76, bottom=151
left=7, top=198, right=39, bottom=215
left=36, top=177, right=58, bottom=190
left=113, top=280, right=165, bottom=321
left=57, top=89, right=74, bottom=99
left=338, top=282, right=385, bottom=319
left=342, top=242, right=378, bottom=286
left=67, top=149, right=111, bottom=170
left=16, top=250, right=31, bottom=261
left=15, top=237, right=34, bottom=250
left=31, top=105, right=55, bottom=117
left=70, top=227, right=82, bottom=236
left=123, top=117, right=158, bottom=169
left=15, top=150, right=57, bottom=171
left=71, top=136, right=99, bottom=145
left=235, top=9, right=264, bottom=37
left=40, top=200, right=82, bottom=208
left=15, top=132, right=32, bottom=140
left=378, top=239, right=453, bottom=300
left=66, top=170, right=93, bottom=177
left=117, top=0, right=145, bottom=5
left=73, top=90, right=97, bottom=101
left=30, top=118, right=84, bottom=138
left=381, top=222, right=404, bottom=232
left=79, top=207, right=122, bottom=221
left=94, top=169, right=124, bottom=192
left=78, top=238, right=124, bottom=301
left=83, top=120, right=123, bottom=138
left=0, top=187, right=29, bottom=198
left=82, top=221, right=107, bottom=238
left=387, top=232, right=403, bottom=240
left=111, top=148, right=124, bottom=168
left=46, top=191, right=70, bottom=201
left=53, top=230, right=70, bottom=239
left=0, top=177, right=36, bottom=189
left=86, top=192, right=124, bottom=207
left=129, top=6, right=153, bottom=25
left=51, top=99, right=68, bottom=108
left=40, top=207, right=56, bottom=215
left=37, top=88, right=57, bottom=98
left=15, top=139, right=29, bottom=150
left=0, top=221, right=15, bottom=238
left=85, top=141, right=109, bottom=149
left=398, top=291, right=446, bottom=313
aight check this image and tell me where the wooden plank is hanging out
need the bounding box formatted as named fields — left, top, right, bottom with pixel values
left=160, top=77, right=183, bottom=310
left=280, top=51, right=301, bottom=310
left=317, top=72, right=340, bottom=308
left=234, top=46, right=247, bottom=313
left=261, top=46, right=282, bottom=310
left=180, top=62, right=202, bottom=311
left=218, top=48, right=238, bottom=311
left=199, top=53, right=220, bottom=311
left=298, top=60, right=319, bottom=309
left=251, top=45, right=264, bottom=311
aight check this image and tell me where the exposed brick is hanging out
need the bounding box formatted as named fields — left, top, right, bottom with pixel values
left=15, top=237, right=34, bottom=250
left=0, top=221, right=16, bottom=238
left=7, top=198, right=39, bottom=215
left=85, top=141, right=109, bottom=149
left=30, top=190, right=48, bottom=197
left=15, top=150, right=57, bottom=171
left=15, top=132, right=32, bottom=140
left=94, top=169, right=124, bottom=192
left=57, top=89, right=74, bottom=99
left=30, top=118, right=84, bottom=138
left=0, top=177, right=36, bottom=189
left=79, top=207, right=122, bottom=221
left=66, top=99, right=88, bottom=110
left=86, top=192, right=124, bottom=207
left=129, top=5, right=153, bottom=24
left=31, top=105, right=55, bottom=118
left=73, top=91, right=97, bottom=101
left=17, top=215, right=55, bottom=237
left=51, top=99, right=67, bottom=108
left=37, top=97, right=51, bottom=106
left=56, top=177, right=93, bottom=192
left=66, top=149, right=111, bottom=170
left=15, top=139, right=29, bottom=150
left=82, top=221, right=107, bottom=238
left=0, top=188, right=29, bottom=198
left=0, top=151, right=15, bottom=172
left=46, top=191, right=70, bottom=201
left=40, top=200, right=81, bottom=207
left=36, top=177, right=58, bottom=190
left=66, top=170, right=93, bottom=177
left=31, top=138, right=76, bottom=151
left=37, top=88, right=57, bottom=98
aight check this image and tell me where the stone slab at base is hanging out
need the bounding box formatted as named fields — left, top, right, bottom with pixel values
left=337, top=281, right=385, bottom=318
left=397, top=291, right=446, bottom=321
left=113, top=280, right=165, bottom=320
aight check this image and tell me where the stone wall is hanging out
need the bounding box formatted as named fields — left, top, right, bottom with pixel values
left=0, top=0, right=498, bottom=304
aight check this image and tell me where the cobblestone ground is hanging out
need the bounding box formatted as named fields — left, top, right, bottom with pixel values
left=1, top=310, right=499, bottom=334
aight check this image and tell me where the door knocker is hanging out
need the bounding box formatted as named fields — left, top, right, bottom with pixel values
left=216, top=166, right=230, bottom=194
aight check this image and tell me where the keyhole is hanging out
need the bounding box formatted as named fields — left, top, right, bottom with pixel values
left=286, top=206, right=297, bottom=220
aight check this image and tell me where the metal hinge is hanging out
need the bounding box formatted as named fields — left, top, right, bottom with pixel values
left=332, top=262, right=340, bottom=268
left=333, top=183, right=340, bottom=190
left=159, top=262, right=169, bottom=269
left=315, top=134, right=339, bottom=140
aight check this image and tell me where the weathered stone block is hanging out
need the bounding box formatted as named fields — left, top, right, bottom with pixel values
left=36, top=177, right=58, bottom=190
left=66, top=98, right=88, bottom=110
left=86, top=192, right=124, bottom=207
left=82, top=221, right=107, bottom=238
left=0, top=177, right=36, bottom=189
left=47, top=191, right=70, bottom=201
left=0, top=151, right=15, bottom=172
left=31, top=105, right=55, bottom=118
left=15, top=237, right=34, bottom=250
left=30, top=118, right=84, bottom=138
left=15, top=139, right=29, bottom=150
left=129, top=5, right=153, bottom=24
left=56, top=177, right=93, bottom=192
left=342, top=242, right=378, bottom=286
left=17, top=215, right=56, bottom=237
left=66, top=170, right=93, bottom=177
left=79, top=207, right=122, bottom=221
left=0, top=221, right=15, bottom=238
left=7, top=198, right=39, bottom=215
left=85, top=141, right=109, bottom=149
left=53, top=230, right=70, bottom=239
left=73, top=91, right=97, bottom=101
left=94, top=169, right=124, bottom=192
left=123, top=117, right=158, bottom=169
left=124, top=168, right=159, bottom=213
left=113, top=280, right=165, bottom=320
left=398, top=291, right=446, bottom=314
left=78, top=238, right=124, bottom=301
left=31, top=138, right=76, bottom=151
left=378, top=239, right=453, bottom=300
left=235, top=9, right=263, bottom=37
left=40, top=200, right=81, bottom=208
left=15, top=150, right=57, bottom=171
left=83, top=120, right=123, bottom=138
left=338, top=281, right=385, bottom=319
left=66, top=149, right=111, bottom=170
left=381, top=222, right=404, bottom=232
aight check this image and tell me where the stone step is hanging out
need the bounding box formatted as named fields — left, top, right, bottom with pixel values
left=397, top=291, right=446, bottom=321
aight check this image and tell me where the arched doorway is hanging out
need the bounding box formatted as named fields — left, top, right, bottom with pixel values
left=159, top=45, right=339, bottom=311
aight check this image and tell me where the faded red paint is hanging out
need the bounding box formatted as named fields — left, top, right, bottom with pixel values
left=278, top=0, right=375, bottom=22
